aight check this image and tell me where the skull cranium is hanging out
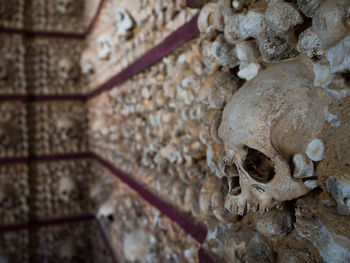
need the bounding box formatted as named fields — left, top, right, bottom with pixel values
left=55, top=0, right=74, bottom=14
left=58, top=176, right=75, bottom=202
left=56, top=116, right=78, bottom=140
left=57, top=58, right=79, bottom=82
left=218, top=62, right=329, bottom=215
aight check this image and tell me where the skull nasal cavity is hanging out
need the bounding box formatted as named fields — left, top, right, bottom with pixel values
left=244, top=147, right=275, bottom=183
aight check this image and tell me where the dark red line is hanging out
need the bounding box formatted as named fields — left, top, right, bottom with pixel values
left=92, top=153, right=207, bottom=243
left=28, top=152, right=92, bottom=162
left=198, top=247, right=216, bottom=263
left=28, top=94, right=86, bottom=101
left=30, top=214, right=95, bottom=227
left=0, top=94, right=28, bottom=102
left=84, top=0, right=106, bottom=37
left=0, top=222, right=29, bottom=232
left=0, top=214, right=94, bottom=232
left=95, top=218, right=119, bottom=263
left=86, top=13, right=200, bottom=99
left=0, top=152, right=93, bottom=165
left=0, top=151, right=208, bottom=243
left=0, top=156, right=28, bottom=165
left=0, top=94, right=85, bottom=102
left=0, top=27, right=85, bottom=39
left=0, top=13, right=199, bottom=102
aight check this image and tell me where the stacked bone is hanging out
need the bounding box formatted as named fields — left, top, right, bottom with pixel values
left=28, top=101, right=87, bottom=155
left=0, top=164, right=29, bottom=225
left=25, top=38, right=86, bottom=95
left=30, top=221, right=97, bottom=263
left=30, top=160, right=94, bottom=220
left=0, top=0, right=24, bottom=28
left=20, top=0, right=100, bottom=33
left=0, top=35, right=26, bottom=95
left=91, top=161, right=200, bottom=263
left=0, top=101, right=28, bottom=158
left=194, top=0, right=350, bottom=262
left=0, top=230, right=29, bottom=263
left=88, top=39, right=216, bottom=214
left=82, top=0, right=198, bottom=93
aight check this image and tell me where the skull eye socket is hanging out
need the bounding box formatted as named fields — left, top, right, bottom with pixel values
left=243, top=147, right=275, bottom=183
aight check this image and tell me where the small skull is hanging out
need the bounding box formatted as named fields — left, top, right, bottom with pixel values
left=55, top=0, right=74, bottom=14
left=56, top=116, right=78, bottom=140
left=97, top=201, right=115, bottom=222
left=218, top=62, right=329, bottom=215
left=57, top=58, right=79, bottom=82
left=115, top=8, right=134, bottom=37
left=97, top=34, right=113, bottom=60
left=58, top=176, right=75, bottom=202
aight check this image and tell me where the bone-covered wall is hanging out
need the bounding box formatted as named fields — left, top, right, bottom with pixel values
left=0, top=0, right=349, bottom=262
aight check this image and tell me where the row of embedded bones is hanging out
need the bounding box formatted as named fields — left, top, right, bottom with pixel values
left=0, top=165, right=29, bottom=225
left=88, top=0, right=349, bottom=262
left=29, top=102, right=88, bottom=155
left=91, top=163, right=200, bottom=263
left=198, top=0, right=349, bottom=215
left=82, top=0, right=197, bottom=91
left=0, top=1, right=197, bottom=95
left=30, top=160, right=93, bottom=220
left=0, top=102, right=28, bottom=158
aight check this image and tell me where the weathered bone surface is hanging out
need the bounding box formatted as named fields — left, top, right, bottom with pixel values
left=0, top=0, right=349, bottom=262
left=91, top=162, right=200, bottom=263
left=31, top=160, right=94, bottom=220
left=30, top=101, right=87, bottom=155
left=0, top=102, right=28, bottom=158
left=219, top=62, right=329, bottom=214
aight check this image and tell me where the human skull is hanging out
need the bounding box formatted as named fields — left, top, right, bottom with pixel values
left=218, top=62, right=329, bottom=215
left=123, top=228, right=151, bottom=262
left=58, top=176, right=75, bottom=202
left=55, top=0, right=74, bottom=14
left=56, top=116, right=78, bottom=140
left=115, top=8, right=134, bottom=37
left=80, top=48, right=95, bottom=75
left=0, top=57, right=7, bottom=80
left=97, top=34, right=113, bottom=60
left=57, top=58, right=79, bottom=82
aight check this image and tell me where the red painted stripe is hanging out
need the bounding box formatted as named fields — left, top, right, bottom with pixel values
left=198, top=247, right=216, bottom=263
left=0, top=214, right=94, bottom=232
left=0, top=156, right=28, bottom=165
left=93, top=153, right=207, bottom=244
left=0, top=13, right=199, bottom=102
left=84, top=0, right=106, bottom=37
left=0, top=151, right=208, bottom=243
left=0, top=94, right=86, bottom=102
left=28, top=152, right=92, bottom=162
left=96, top=218, right=119, bottom=263
left=30, top=214, right=95, bottom=227
left=86, top=13, right=199, bottom=99
left=0, top=223, right=29, bottom=232
left=0, top=153, right=92, bottom=165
